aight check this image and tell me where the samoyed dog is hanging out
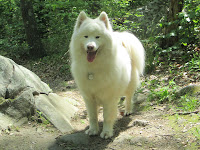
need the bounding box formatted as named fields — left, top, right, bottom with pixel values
left=70, top=11, right=145, bottom=139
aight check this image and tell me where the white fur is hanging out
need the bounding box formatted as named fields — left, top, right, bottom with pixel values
left=70, top=11, right=145, bottom=139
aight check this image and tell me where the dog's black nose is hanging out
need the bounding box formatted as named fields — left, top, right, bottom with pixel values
left=87, top=45, right=94, bottom=51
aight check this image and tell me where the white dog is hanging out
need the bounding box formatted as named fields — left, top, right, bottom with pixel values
left=70, top=11, right=145, bottom=139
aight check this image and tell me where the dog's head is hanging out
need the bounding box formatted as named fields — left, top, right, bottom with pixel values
left=73, top=11, right=113, bottom=62
left=75, top=11, right=112, bottom=32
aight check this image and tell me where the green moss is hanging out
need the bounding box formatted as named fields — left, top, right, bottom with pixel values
left=166, top=114, right=200, bottom=149
left=0, top=97, right=6, bottom=105
left=184, top=114, right=199, bottom=124
left=0, top=97, right=16, bottom=105
left=167, top=114, right=199, bottom=127
left=167, top=114, right=182, bottom=132
left=185, top=141, right=200, bottom=150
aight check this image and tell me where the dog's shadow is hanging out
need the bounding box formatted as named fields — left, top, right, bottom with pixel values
left=48, top=115, right=132, bottom=150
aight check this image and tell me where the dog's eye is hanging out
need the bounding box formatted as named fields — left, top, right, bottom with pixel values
left=96, top=36, right=100, bottom=39
left=84, top=36, right=88, bottom=38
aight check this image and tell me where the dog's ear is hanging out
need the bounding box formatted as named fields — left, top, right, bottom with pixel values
left=99, top=12, right=112, bottom=31
left=75, top=11, right=87, bottom=29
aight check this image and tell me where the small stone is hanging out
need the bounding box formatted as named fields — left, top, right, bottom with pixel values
left=133, top=120, right=149, bottom=127
left=182, top=129, right=187, bottom=133
left=164, top=105, right=170, bottom=111
left=10, top=133, right=14, bottom=136
left=177, top=118, right=186, bottom=125
left=5, top=129, right=10, bottom=134
left=137, top=142, right=142, bottom=146
left=32, top=141, right=36, bottom=144
left=130, top=137, right=147, bottom=145
left=36, top=128, right=43, bottom=133
left=32, top=91, right=40, bottom=96
left=113, top=134, right=132, bottom=143
left=57, top=132, right=90, bottom=146
left=177, top=138, right=182, bottom=143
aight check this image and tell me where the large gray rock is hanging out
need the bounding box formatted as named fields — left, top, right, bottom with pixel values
left=0, top=55, right=51, bottom=98
left=1, top=88, right=35, bottom=120
left=35, top=93, right=78, bottom=133
left=0, top=55, right=78, bottom=133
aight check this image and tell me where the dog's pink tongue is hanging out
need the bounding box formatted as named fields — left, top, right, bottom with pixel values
left=87, top=52, right=96, bottom=62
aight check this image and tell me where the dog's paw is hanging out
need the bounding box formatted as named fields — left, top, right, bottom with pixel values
left=124, top=110, right=132, bottom=116
left=124, top=111, right=132, bottom=116
left=100, top=130, right=113, bottom=139
left=85, top=128, right=99, bottom=136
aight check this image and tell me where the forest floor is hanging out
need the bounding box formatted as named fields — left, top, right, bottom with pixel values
left=0, top=61, right=199, bottom=150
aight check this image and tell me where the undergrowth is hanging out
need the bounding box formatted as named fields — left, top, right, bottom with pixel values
left=145, top=78, right=199, bottom=112
left=193, top=127, right=200, bottom=141
left=142, top=55, right=200, bottom=112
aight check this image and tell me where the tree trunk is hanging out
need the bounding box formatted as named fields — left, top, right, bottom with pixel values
left=162, top=0, right=183, bottom=48
left=20, top=0, right=46, bottom=59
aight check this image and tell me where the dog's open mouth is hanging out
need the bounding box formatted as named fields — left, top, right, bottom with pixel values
left=87, top=50, right=98, bottom=62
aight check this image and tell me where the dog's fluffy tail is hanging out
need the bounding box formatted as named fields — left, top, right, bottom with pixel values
left=119, top=32, right=145, bottom=75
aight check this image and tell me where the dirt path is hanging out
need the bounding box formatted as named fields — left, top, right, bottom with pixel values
left=0, top=82, right=199, bottom=150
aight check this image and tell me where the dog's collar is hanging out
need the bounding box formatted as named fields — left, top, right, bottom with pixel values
left=88, top=73, right=94, bottom=80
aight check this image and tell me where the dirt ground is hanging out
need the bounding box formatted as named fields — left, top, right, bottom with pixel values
left=0, top=60, right=200, bottom=150
left=0, top=80, right=199, bottom=150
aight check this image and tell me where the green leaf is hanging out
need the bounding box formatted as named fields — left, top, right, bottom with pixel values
left=182, top=42, right=188, bottom=46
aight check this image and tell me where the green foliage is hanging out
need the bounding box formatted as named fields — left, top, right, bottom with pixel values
left=0, top=0, right=199, bottom=75
left=184, top=52, right=200, bottom=72
left=178, top=0, right=200, bottom=47
left=147, top=77, right=200, bottom=111
left=193, top=127, right=200, bottom=140
left=0, top=0, right=28, bottom=60
left=147, top=79, right=178, bottom=104
left=177, top=95, right=199, bottom=112
left=155, top=0, right=200, bottom=62
left=37, top=110, right=50, bottom=125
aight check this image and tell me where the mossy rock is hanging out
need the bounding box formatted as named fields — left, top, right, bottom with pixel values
left=176, top=84, right=200, bottom=97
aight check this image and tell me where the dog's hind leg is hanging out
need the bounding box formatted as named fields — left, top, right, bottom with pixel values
left=125, top=67, right=140, bottom=115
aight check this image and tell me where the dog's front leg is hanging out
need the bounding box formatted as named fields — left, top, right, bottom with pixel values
left=100, top=101, right=118, bottom=139
left=85, top=100, right=99, bottom=136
